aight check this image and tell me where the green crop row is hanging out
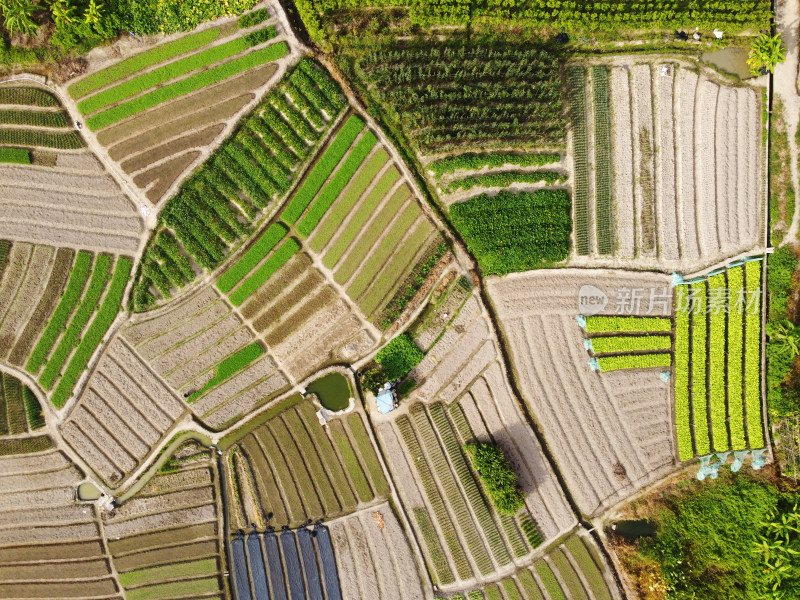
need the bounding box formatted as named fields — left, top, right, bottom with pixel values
left=413, top=507, right=455, bottom=585
left=239, top=7, right=270, bottom=27
left=297, top=131, right=377, bottom=236
left=597, top=353, right=671, bottom=372
left=21, top=386, right=44, bottom=430
left=51, top=257, right=132, bottom=408
left=119, top=558, right=217, bottom=588
left=156, top=231, right=196, bottom=281
left=291, top=65, right=334, bottom=116
left=282, top=115, right=365, bottom=224
left=428, top=151, right=560, bottom=177
left=79, top=27, right=277, bottom=115
left=188, top=342, right=264, bottom=402
left=284, top=81, right=325, bottom=131
left=224, top=144, right=280, bottom=200
left=564, top=537, right=613, bottom=600
left=69, top=28, right=222, bottom=99
left=584, top=315, right=672, bottom=333
left=727, top=266, right=746, bottom=450
left=40, top=254, right=112, bottom=391
left=346, top=413, right=390, bottom=496
left=590, top=335, right=671, bottom=354
left=234, top=132, right=290, bottom=191
left=298, top=59, right=346, bottom=111
left=744, top=261, right=764, bottom=447
left=125, top=577, right=220, bottom=600
left=566, top=67, right=590, bottom=255
left=592, top=66, right=614, bottom=255
left=0, top=86, right=59, bottom=107
left=0, top=435, right=52, bottom=456
left=0, top=147, right=30, bottom=164
left=27, top=252, right=93, bottom=375
left=2, top=374, right=25, bottom=435
left=674, top=286, right=693, bottom=461
left=217, top=223, right=287, bottom=293
left=444, top=169, right=566, bottom=192
left=0, top=128, right=83, bottom=149
left=270, top=92, right=318, bottom=143
left=536, top=561, right=567, bottom=600
left=708, top=273, right=728, bottom=451
left=329, top=419, right=373, bottom=502
left=229, top=238, right=300, bottom=306
left=87, top=42, right=289, bottom=130
left=0, top=109, right=69, bottom=127
left=691, top=281, right=711, bottom=456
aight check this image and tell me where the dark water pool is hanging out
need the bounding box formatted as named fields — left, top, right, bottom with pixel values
left=307, top=373, right=351, bottom=411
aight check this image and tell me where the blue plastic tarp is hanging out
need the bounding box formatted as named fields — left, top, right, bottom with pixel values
left=376, top=389, right=394, bottom=414
left=281, top=530, right=306, bottom=600
left=262, top=532, right=288, bottom=600
left=315, top=525, right=342, bottom=600
left=231, top=536, right=253, bottom=600
left=297, top=528, right=324, bottom=600
left=248, top=531, right=270, bottom=600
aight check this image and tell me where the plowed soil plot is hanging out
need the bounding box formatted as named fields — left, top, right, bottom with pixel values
left=0, top=151, right=143, bottom=253
left=0, top=449, right=122, bottom=599
left=569, top=59, right=762, bottom=271
left=60, top=337, right=187, bottom=488
left=105, top=445, right=225, bottom=599
left=328, top=504, right=426, bottom=600
left=487, top=269, right=677, bottom=516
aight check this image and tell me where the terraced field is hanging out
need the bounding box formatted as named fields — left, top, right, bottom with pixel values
left=122, top=286, right=291, bottom=429
left=106, top=441, right=227, bottom=600
left=0, top=449, right=123, bottom=599
left=225, top=395, right=390, bottom=529
left=0, top=371, right=46, bottom=437
left=376, top=293, right=575, bottom=588
left=567, top=60, right=762, bottom=270
left=487, top=270, right=677, bottom=516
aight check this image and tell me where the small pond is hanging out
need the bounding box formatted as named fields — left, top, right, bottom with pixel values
left=701, top=47, right=752, bottom=80
left=611, top=519, right=656, bottom=539
left=77, top=482, right=101, bottom=501
left=307, top=372, right=351, bottom=411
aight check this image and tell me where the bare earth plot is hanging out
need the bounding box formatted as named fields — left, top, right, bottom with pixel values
left=568, top=59, right=762, bottom=272
left=376, top=293, right=576, bottom=589
left=0, top=448, right=124, bottom=600
left=60, top=337, right=188, bottom=487
left=105, top=441, right=227, bottom=600
left=328, top=503, right=427, bottom=600
left=487, top=270, right=677, bottom=516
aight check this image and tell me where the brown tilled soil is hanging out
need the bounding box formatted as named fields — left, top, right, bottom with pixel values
left=262, top=285, right=336, bottom=345
left=0, top=578, right=117, bottom=598
left=103, top=505, right=216, bottom=539
left=240, top=252, right=312, bottom=320
left=109, top=488, right=214, bottom=522
left=108, top=522, right=216, bottom=556
left=54, top=153, right=101, bottom=170
left=138, top=467, right=213, bottom=497
left=0, top=558, right=110, bottom=581
left=191, top=355, right=278, bottom=415
left=0, top=243, right=32, bottom=322
left=97, top=64, right=278, bottom=147
left=202, top=371, right=290, bottom=428
left=168, top=327, right=252, bottom=391
left=0, top=522, right=100, bottom=544
left=138, top=301, right=230, bottom=360
left=123, top=287, right=218, bottom=345
left=0, top=450, right=69, bottom=474
left=135, top=151, right=201, bottom=202
left=0, top=540, right=103, bottom=562
left=112, top=540, right=219, bottom=572
left=120, top=124, right=225, bottom=175
left=376, top=423, right=424, bottom=508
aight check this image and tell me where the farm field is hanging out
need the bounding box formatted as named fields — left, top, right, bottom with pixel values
left=132, top=57, right=348, bottom=309
left=0, top=449, right=123, bottom=600
left=121, top=286, right=291, bottom=429
left=376, top=292, right=575, bottom=588
left=0, top=84, right=83, bottom=152
left=487, top=270, right=678, bottom=516
left=567, top=60, right=762, bottom=270
left=225, top=396, right=390, bottom=529
left=0, top=371, right=46, bottom=437
left=106, top=440, right=227, bottom=600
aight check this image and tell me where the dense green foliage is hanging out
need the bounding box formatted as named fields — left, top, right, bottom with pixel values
left=188, top=342, right=264, bottom=401
left=108, top=0, right=257, bottom=35
left=355, top=41, right=565, bottom=153
left=590, top=335, right=671, bottom=354
left=596, top=353, right=671, bottom=372
left=567, top=66, right=590, bottom=255
left=87, top=42, right=289, bottom=130
left=228, top=238, right=301, bottom=306
left=217, top=223, right=288, bottom=293
left=239, top=7, right=270, bottom=28
left=0, top=129, right=83, bottom=150
left=585, top=316, right=671, bottom=333
left=464, top=441, right=524, bottom=515
left=427, top=152, right=560, bottom=177
left=444, top=170, right=565, bottom=192
left=0, top=147, right=29, bottom=164
left=0, top=87, right=58, bottom=107
left=592, top=66, right=614, bottom=255
left=767, top=247, right=800, bottom=419
left=450, top=190, right=571, bottom=274
left=0, top=109, right=69, bottom=127
left=375, top=334, right=424, bottom=381
left=631, top=472, right=799, bottom=600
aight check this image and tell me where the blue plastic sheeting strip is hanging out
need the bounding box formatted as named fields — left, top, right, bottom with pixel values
left=671, top=273, right=685, bottom=287
left=727, top=259, right=745, bottom=269
left=297, top=528, right=324, bottom=600
left=576, top=315, right=587, bottom=329
left=231, top=536, right=253, bottom=600
left=588, top=357, right=600, bottom=372
left=263, top=532, right=288, bottom=600
left=583, top=338, right=593, bottom=352
left=707, top=268, right=725, bottom=277
left=281, top=530, right=306, bottom=600
left=314, top=525, right=342, bottom=600
left=248, top=530, right=270, bottom=600
left=742, top=256, right=764, bottom=263
left=659, top=371, right=671, bottom=383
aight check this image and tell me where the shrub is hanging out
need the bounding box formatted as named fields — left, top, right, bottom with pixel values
left=239, top=7, right=270, bottom=28
left=111, top=0, right=259, bottom=35
left=375, top=334, right=424, bottom=381
left=464, top=441, right=524, bottom=515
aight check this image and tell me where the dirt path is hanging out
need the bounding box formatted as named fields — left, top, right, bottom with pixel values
left=776, top=0, right=800, bottom=244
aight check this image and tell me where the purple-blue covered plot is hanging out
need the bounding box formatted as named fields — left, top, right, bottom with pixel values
left=297, top=527, right=324, bottom=600
left=231, top=534, right=253, bottom=600
left=248, top=529, right=270, bottom=600
left=263, top=531, right=288, bottom=600
left=280, top=530, right=306, bottom=600
left=314, top=525, right=342, bottom=600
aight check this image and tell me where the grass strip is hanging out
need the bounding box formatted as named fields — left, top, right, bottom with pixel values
left=691, top=281, right=711, bottom=455
left=518, top=569, right=546, bottom=600
left=87, top=43, right=289, bottom=130
left=551, top=549, right=589, bottom=600
left=39, top=254, right=111, bottom=390
left=119, top=558, right=217, bottom=588
left=309, top=150, right=390, bottom=252
left=125, top=577, right=219, bottom=600
left=69, top=28, right=221, bottom=99
left=536, top=561, right=567, bottom=600
left=346, top=412, right=390, bottom=496
left=708, top=273, right=728, bottom=451
left=282, top=115, right=364, bottom=224
left=79, top=28, right=277, bottom=115
left=428, top=151, right=560, bottom=176
left=188, top=343, right=264, bottom=402
left=727, top=267, right=746, bottom=450
left=0, top=147, right=29, bottom=164
left=26, top=251, right=93, bottom=376
left=297, top=131, right=377, bottom=235
left=503, top=578, right=525, bottom=600
left=329, top=419, right=373, bottom=503
left=445, top=170, right=566, bottom=192
left=596, top=353, right=671, bottom=372
left=50, top=257, right=132, bottom=408
left=564, top=537, right=612, bottom=600
left=268, top=419, right=324, bottom=518
left=590, top=335, right=671, bottom=354
left=413, top=507, right=455, bottom=585
left=744, top=260, right=764, bottom=447
left=674, top=285, right=693, bottom=461
left=217, top=223, right=287, bottom=293
left=229, top=238, right=300, bottom=306
left=584, top=316, right=671, bottom=332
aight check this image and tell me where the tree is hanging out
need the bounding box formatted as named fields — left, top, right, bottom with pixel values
left=748, top=32, right=787, bottom=75
left=1, top=0, right=39, bottom=36
left=464, top=441, right=525, bottom=515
